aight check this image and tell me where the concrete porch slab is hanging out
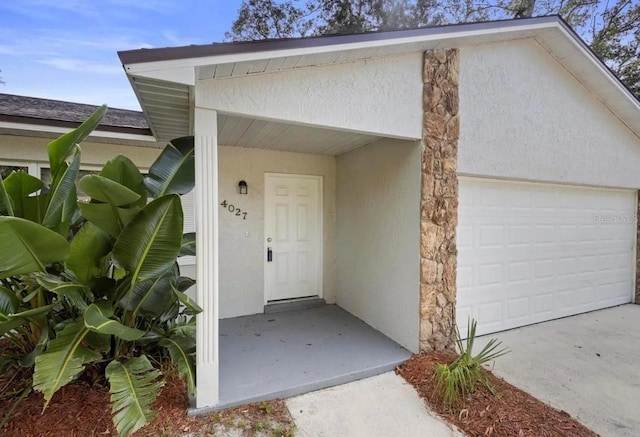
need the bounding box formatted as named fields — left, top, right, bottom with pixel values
left=212, top=305, right=411, bottom=411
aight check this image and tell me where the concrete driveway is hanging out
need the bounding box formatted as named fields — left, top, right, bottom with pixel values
left=476, top=304, right=640, bottom=437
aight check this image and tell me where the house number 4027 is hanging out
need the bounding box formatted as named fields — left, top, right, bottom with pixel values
left=220, top=200, right=247, bottom=220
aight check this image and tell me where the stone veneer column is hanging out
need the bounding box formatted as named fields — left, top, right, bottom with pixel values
left=419, top=49, right=460, bottom=352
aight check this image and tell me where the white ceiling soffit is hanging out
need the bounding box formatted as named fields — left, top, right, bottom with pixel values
left=218, top=113, right=381, bottom=155
left=128, top=75, right=190, bottom=143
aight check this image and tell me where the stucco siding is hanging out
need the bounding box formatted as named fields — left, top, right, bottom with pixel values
left=0, top=134, right=160, bottom=169
left=458, top=39, right=640, bottom=188
left=196, top=53, right=424, bottom=140
left=217, top=146, right=336, bottom=319
left=336, top=138, right=421, bottom=353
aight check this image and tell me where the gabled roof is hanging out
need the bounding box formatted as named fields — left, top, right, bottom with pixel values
left=118, top=15, right=640, bottom=143
left=0, top=93, right=157, bottom=147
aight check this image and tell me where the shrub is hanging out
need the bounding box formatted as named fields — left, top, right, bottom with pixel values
left=0, top=106, right=198, bottom=436
left=434, top=318, right=509, bottom=408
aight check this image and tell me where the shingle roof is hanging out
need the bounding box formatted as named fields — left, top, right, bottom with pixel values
left=0, top=93, right=150, bottom=134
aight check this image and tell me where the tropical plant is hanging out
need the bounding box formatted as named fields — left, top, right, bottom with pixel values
left=0, top=105, right=199, bottom=436
left=433, top=318, right=508, bottom=408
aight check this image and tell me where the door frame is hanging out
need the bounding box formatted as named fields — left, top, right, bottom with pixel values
left=263, top=172, right=324, bottom=304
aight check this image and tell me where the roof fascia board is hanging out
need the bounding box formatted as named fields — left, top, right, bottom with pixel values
left=0, top=120, right=157, bottom=142
left=123, top=20, right=559, bottom=75
left=550, top=22, right=640, bottom=113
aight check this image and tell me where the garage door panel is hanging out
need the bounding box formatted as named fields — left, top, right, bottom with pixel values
left=457, top=178, right=636, bottom=336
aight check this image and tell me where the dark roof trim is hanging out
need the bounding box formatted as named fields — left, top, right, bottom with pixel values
left=0, top=93, right=150, bottom=132
left=0, top=114, right=153, bottom=136
left=118, top=15, right=561, bottom=65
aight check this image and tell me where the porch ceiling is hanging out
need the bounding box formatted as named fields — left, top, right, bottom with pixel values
left=218, top=114, right=380, bottom=155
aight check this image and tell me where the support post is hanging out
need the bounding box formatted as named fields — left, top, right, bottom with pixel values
left=194, top=107, right=219, bottom=408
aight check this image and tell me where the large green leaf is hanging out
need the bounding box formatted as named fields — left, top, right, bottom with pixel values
left=0, top=217, right=70, bottom=279
left=99, top=155, right=146, bottom=209
left=0, top=173, right=14, bottom=216
left=21, top=193, right=48, bottom=224
left=33, top=320, right=104, bottom=408
left=179, top=232, right=196, bottom=257
left=42, top=150, right=80, bottom=231
left=47, top=105, right=107, bottom=175
left=172, top=281, right=201, bottom=315
left=112, top=195, right=183, bottom=285
left=0, top=286, right=19, bottom=316
left=144, top=136, right=194, bottom=197
left=160, top=335, right=196, bottom=395
left=79, top=202, right=141, bottom=238
left=106, top=356, right=164, bottom=437
left=3, top=171, right=44, bottom=217
left=84, top=301, right=144, bottom=341
left=79, top=175, right=142, bottom=206
left=34, top=272, right=92, bottom=310
left=67, top=222, right=112, bottom=284
left=120, top=272, right=174, bottom=318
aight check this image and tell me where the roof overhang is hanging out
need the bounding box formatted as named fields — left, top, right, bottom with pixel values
left=119, top=15, right=640, bottom=144
left=0, top=115, right=158, bottom=147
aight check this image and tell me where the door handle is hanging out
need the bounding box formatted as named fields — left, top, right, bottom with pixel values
left=267, top=247, right=273, bottom=262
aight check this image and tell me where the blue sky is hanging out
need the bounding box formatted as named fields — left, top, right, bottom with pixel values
left=0, top=0, right=243, bottom=110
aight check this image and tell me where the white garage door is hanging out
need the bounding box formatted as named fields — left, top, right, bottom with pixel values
left=457, top=177, right=636, bottom=336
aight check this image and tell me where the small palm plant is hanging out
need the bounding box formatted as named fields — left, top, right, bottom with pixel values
left=434, top=318, right=509, bottom=408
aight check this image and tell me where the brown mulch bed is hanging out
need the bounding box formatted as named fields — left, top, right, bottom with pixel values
left=397, top=351, right=599, bottom=437
left=0, top=367, right=294, bottom=437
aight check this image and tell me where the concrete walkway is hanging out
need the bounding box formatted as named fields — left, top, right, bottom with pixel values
left=475, top=305, right=640, bottom=437
left=286, top=372, right=462, bottom=437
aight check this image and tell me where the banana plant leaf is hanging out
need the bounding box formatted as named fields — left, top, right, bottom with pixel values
left=84, top=301, right=144, bottom=341
left=172, top=283, right=202, bottom=315
left=106, top=356, right=164, bottom=437
left=99, top=155, right=147, bottom=209
left=33, top=320, right=107, bottom=408
left=179, top=232, right=196, bottom=256
left=47, top=105, right=107, bottom=175
left=0, top=217, right=70, bottom=279
left=19, top=324, right=49, bottom=367
left=3, top=171, right=44, bottom=218
left=34, top=272, right=93, bottom=310
left=79, top=175, right=142, bottom=206
left=159, top=334, right=196, bottom=395
left=78, top=202, right=141, bottom=238
left=144, top=136, right=194, bottom=197
left=112, top=195, right=183, bottom=285
left=0, top=173, right=14, bottom=216
left=120, top=271, right=174, bottom=319
left=0, top=286, right=18, bottom=316
left=66, top=222, right=112, bottom=284
left=42, top=149, right=80, bottom=232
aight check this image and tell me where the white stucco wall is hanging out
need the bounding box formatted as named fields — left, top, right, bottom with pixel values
left=336, top=138, right=421, bottom=353
left=217, top=146, right=336, bottom=319
left=458, top=39, right=640, bottom=188
left=0, top=135, right=160, bottom=169
left=196, top=53, right=424, bottom=140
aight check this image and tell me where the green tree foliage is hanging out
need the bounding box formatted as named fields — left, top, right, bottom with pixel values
left=0, top=106, right=199, bottom=436
left=226, top=0, right=640, bottom=97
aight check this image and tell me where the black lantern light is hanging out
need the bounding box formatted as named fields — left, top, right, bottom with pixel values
left=239, top=180, right=248, bottom=195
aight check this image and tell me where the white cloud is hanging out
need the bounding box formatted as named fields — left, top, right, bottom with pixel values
left=38, top=58, right=123, bottom=75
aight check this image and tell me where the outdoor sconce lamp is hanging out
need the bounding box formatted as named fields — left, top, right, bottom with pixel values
left=239, top=180, right=248, bottom=195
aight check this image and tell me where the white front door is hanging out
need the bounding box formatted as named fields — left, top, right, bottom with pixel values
left=264, top=174, right=322, bottom=302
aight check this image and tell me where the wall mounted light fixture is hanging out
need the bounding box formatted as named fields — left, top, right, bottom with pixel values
left=239, top=180, right=248, bottom=195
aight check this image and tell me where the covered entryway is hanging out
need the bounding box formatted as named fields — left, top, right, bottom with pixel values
left=457, top=177, right=636, bottom=335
